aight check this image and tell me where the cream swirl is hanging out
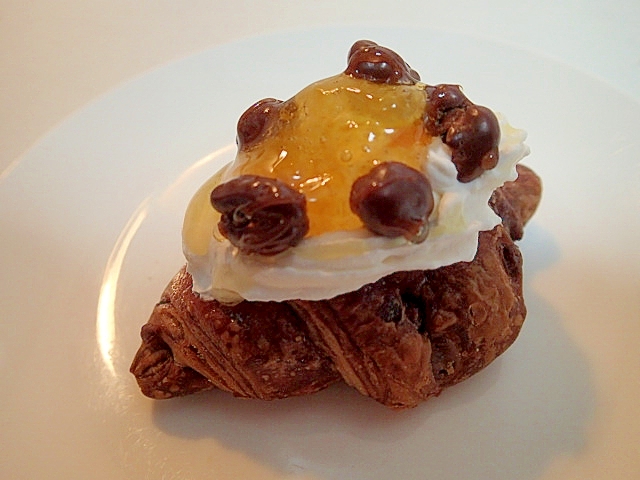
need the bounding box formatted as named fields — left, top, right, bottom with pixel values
left=183, top=115, right=529, bottom=303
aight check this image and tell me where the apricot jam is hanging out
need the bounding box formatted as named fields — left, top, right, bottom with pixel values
left=227, top=73, right=431, bottom=236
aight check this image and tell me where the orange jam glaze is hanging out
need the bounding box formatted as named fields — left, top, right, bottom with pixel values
left=227, top=74, right=431, bottom=236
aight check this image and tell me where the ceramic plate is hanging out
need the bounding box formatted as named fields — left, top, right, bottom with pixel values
left=1, top=27, right=638, bottom=479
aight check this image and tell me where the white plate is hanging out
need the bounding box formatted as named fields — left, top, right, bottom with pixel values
left=1, top=27, right=639, bottom=479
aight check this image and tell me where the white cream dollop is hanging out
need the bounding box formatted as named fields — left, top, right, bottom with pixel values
left=184, top=115, right=529, bottom=303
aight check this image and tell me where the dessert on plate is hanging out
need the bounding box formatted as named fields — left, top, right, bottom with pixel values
left=130, top=40, right=541, bottom=409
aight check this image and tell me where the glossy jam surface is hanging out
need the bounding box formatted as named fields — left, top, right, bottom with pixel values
left=183, top=166, right=226, bottom=256
left=227, top=74, right=430, bottom=236
left=182, top=40, right=528, bottom=303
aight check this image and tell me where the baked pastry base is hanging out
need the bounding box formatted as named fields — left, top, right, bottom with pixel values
left=131, top=165, right=541, bottom=409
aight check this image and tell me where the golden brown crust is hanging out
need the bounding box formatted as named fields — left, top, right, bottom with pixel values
left=130, top=271, right=341, bottom=400
left=489, top=164, right=542, bottom=240
left=288, top=222, right=525, bottom=408
left=130, top=165, right=541, bottom=408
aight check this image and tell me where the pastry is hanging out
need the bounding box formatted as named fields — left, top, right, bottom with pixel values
left=130, top=40, right=541, bottom=409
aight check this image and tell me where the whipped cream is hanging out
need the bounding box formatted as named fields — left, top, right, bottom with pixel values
left=184, top=115, right=529, bottom=303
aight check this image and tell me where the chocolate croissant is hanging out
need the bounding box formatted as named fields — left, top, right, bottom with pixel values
left=130, top=164, right=541, bottom=409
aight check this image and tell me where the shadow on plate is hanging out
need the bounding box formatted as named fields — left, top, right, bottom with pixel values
left=150, top=223, right=595, bottom=480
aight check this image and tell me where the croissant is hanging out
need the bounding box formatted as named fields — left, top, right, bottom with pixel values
left=130, top=164, right=541, bottom=409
